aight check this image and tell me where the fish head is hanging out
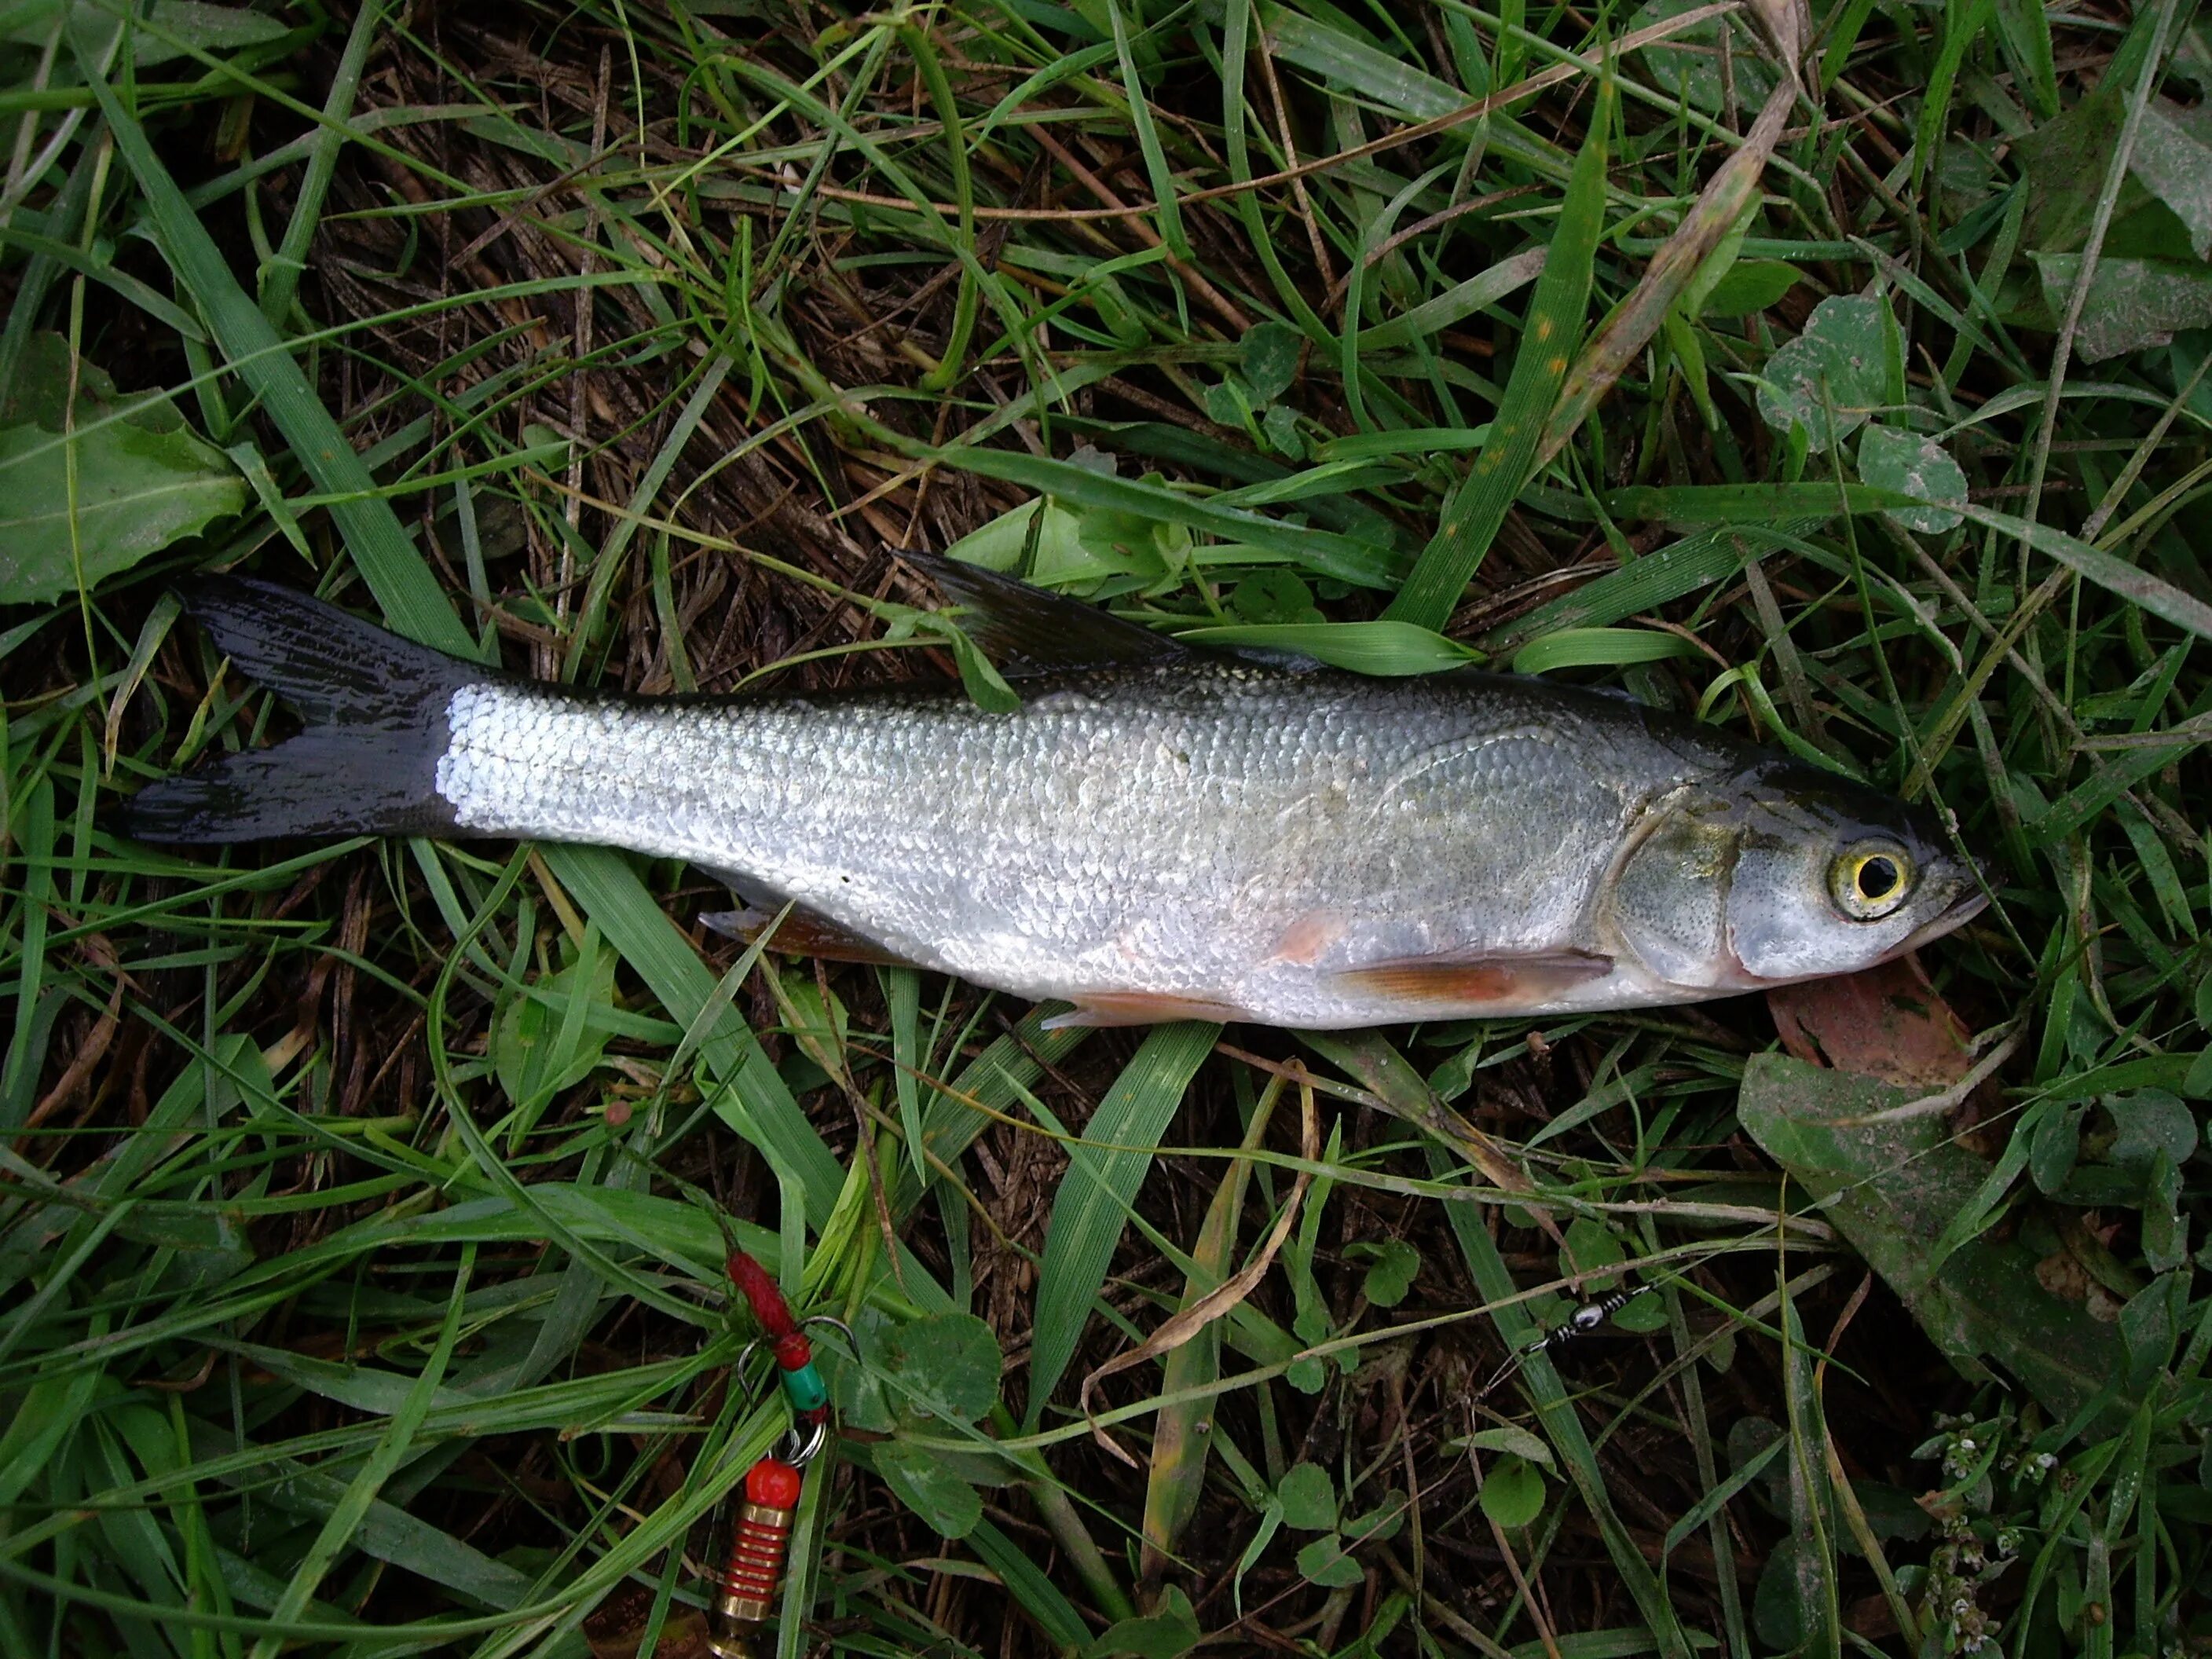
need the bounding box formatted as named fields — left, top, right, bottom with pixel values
left=1602, top=760, right=1984, bottom=994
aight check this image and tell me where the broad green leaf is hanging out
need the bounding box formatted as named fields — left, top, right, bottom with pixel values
left=1478, top=1453, right=1547, bottom=1527
left=2127, top=101, right=2212, bottom=259
left=937, top=445, right=1400, bottom=590
left=491, top=936, right=618, bottom=1118
left=1276, top=1462, right=1337, bottom=1532
left=824, top=1309, right=899, bottom=1434
left=1173, top=619, right=1481, bottom=676
left=1342, top=1501, right=1404, bottom=1542
left=2119, top=1273, right=2185, bottom=1381
left=1087, top=1584, right=1199, bottom=1658
left=2188, top=1049, right=2212, bottom=1098
left=1023, top=1021, right=1217, bottom=1425
left=1228, top=569, right=1323, bottom=626
left=879, top=1312, right=1002, bottom=1423
left=2142, top=1156, right=2187, bottom=1273
left=1356, top=1239, right=1419, bottom=1307
left=136, top=0, right=294, bottom=65
left=2011, top=69, right=2140, bottom=253
left=873, top=1440, right=983, bottom=1539
left=1752, top=1535, right=1822, bottom=1650
left=1701, top=258, right=1802, bottom=317
left=1856, top=423, right=1968, bottom=533
left=0, top=420, right=244, bottom=603
left=1512, top=626, right=1701, bottom=674
left=2033, top=253, right=2212, bottom=364
left=1242, top=320, right=1302, bottom=403
left=1756, top=294, right=1890, bottom=451
left=2105, top=1089, right=2197, bottom=1174
left=1457, top=1425, right=1555, bottom=1467
left=1738, top=1053, right=2133, bottom=1429
left=1562, top=1216, right=1626, bottom=1281
left=2030, top=1104, right=2082, bottom=1193
left=1, top=331, right=184, bottom=433
left=3, top=0, right=288, bottom=60
left=1628, top=0, right=1776, bottom=112
left=945, top=623, right=1024, bottom=712
left=1295, top=1533, right=1364, bottom=1588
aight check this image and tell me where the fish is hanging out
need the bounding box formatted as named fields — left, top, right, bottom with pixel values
left=119, top=562, right=1986, bottom=1030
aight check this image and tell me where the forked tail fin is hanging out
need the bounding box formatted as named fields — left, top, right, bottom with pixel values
left=119, top=577, right=487, bottom=844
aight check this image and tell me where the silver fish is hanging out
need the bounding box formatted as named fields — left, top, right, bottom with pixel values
left=123, top=566, right=1984, bottom=1028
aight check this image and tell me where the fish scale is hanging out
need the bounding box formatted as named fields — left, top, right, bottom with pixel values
left=121, top=572, right=1984, bottom=1029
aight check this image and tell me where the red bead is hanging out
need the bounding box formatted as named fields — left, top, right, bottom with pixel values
left=746, top=1457, right=803, bottom=1509
left=772, top=1331, right=812, bottom=1371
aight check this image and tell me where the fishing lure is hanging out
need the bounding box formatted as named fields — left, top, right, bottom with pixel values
left=706, top=1251, right=845, bottom=1659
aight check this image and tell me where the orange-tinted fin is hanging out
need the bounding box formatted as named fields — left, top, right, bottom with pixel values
left=1329, top=949, right=1614, bottom=1007
left=1266, top=909, right=1347, bottom=965
left=1042, top=991, right=1252, bottom=1029
left=699, top=906, right=916, bottom=968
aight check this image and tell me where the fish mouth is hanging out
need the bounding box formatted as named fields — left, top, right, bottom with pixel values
left=1716, top=884, right=1988, bottom=991
left=1900, top=885, right=1988, bottom=954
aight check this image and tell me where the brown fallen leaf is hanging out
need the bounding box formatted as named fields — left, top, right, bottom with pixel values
left=1766, top=954, right=1972, bottom=1090
left=583, top=1586, right=713, bottom=1659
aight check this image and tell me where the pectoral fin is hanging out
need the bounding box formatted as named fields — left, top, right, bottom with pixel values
left=1328, top=948, right=1614, bottom=1007
left=699, top=905, right=917, bottom=968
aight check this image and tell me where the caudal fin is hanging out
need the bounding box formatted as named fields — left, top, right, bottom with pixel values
left=120, top=577, right=485, bottom=844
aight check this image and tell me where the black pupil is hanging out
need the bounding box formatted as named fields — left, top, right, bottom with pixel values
left=1858, top=856, right=1899, bottom=900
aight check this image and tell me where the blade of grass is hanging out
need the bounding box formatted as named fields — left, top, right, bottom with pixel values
left=257, top=0, right=380, bottom=324
left=1538, top=79, right=1792, bottom=467
left=1137, top=1074, right=1287, bottom=1593
left=1386, top=82, right=1612, bottom=629
left=1426, top=1143, right=1693, bottom=1659
left=80, top=56, right=474, bottom=657
left=246, top=1243, right=475, bottom=1659
left=539, top=844, right=847, bottom=1225
left=1023, top=1020, right=1218, bottom=1429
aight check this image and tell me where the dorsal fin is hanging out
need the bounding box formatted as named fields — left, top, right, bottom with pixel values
left=900, top=551, right=1192, bottom=677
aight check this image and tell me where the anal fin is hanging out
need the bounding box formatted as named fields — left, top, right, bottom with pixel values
left=1042, top=991, right=1251, bottom=1029
left=1328, top=948, right=1614, bottom=1008
left=700, top=905, right=917, bottom=969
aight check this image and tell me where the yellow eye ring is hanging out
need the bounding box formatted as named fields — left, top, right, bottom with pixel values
left=1829, top=843, right=1914, bottom=921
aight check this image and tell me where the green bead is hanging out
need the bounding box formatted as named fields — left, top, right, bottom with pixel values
left=780, top=1361, right=828, bottom=1414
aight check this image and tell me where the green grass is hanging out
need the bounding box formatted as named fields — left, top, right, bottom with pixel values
left=2, top=0, right=2210, bottom=1654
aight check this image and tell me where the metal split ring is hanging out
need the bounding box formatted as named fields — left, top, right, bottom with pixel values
left=775, top=1417, right=829, bottom=1467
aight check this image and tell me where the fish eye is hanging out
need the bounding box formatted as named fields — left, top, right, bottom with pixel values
left=1828, top=843, right=1914, bottom=921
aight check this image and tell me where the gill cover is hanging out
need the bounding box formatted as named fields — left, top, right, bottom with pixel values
left=1604, top=763, right=1977, bottom=991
